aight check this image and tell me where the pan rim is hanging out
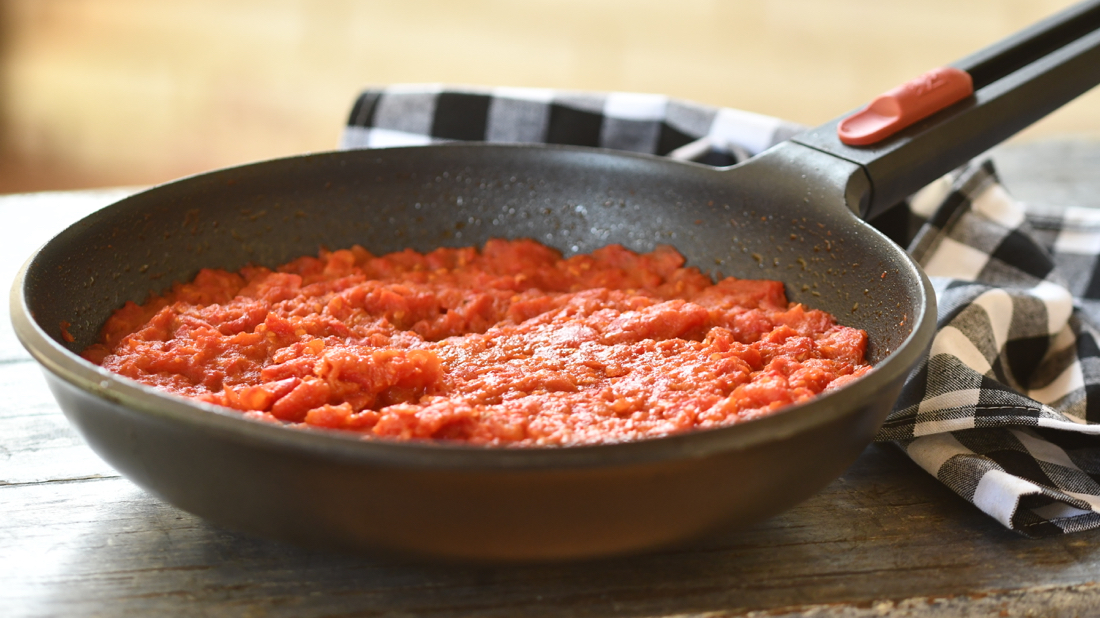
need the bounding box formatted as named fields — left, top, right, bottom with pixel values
left=9, top=144, right=938, bottom=470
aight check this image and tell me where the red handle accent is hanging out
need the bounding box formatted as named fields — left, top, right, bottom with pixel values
left=837, top=67, right=974, bottom=146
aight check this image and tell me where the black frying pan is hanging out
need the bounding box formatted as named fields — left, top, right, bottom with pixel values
left=11, top=2, right=1100, bottom=561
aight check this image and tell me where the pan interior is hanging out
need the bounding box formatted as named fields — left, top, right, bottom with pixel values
left=23, top=144, right=922, bottom=371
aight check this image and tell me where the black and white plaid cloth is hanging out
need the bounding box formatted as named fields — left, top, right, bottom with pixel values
left=342, top=85, right=1100, bottom=537
left=340, top=84, right=805, bottom=166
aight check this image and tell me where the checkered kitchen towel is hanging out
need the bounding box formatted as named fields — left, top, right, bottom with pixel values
left=341, top=85, right=1100, bottom=537
left=883, top=161, right=1100, bottom=537
left=341, top=85, right=805, bottom=165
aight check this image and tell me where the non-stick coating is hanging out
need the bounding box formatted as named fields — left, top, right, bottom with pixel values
left=14, top=143, right=935, bottom=560
left=29, top=144, right=920, bottom=362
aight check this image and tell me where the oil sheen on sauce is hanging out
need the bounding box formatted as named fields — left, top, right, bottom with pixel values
left=84, top=239, right=870, bottom=446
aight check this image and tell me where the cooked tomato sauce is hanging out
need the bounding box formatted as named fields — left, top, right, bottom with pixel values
left=84, top=239, right=870, bottom=446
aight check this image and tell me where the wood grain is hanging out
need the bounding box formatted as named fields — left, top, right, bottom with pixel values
left=0, top=361, right=120, bottom=486
left=5, top=445, right=1100, bottom=617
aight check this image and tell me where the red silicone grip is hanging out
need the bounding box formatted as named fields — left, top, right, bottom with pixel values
left=837, top=67, right=974, bottom=146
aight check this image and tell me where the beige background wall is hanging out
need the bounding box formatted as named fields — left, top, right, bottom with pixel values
left=0, top=0, right=1097, bottom=192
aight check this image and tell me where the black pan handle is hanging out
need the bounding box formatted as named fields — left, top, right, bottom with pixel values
left=790, top=0, right=1100, bottom=220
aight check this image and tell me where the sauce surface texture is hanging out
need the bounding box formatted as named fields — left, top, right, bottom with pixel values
left=84, top=240, right=870, bottom=446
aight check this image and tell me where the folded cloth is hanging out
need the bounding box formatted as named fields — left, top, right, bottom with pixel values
left=341, top=85, right=1100, bottom=537
left=884, top=161, right=1100, bottom=537
left=340, top=84, right=804, bottom=166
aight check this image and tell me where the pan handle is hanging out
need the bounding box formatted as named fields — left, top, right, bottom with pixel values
left=790, top=0, right=1100, bottom=221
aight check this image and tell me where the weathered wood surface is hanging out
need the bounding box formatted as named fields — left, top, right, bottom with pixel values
left=2, top=143, right=1099, bottom=617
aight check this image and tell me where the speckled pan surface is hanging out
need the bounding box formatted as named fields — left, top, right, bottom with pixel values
left=14, top=0, right=1100, bottom=562
left=12, top=142, right=936, bottom=561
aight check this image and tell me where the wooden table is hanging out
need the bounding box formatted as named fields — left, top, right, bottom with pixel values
left=4, top=142, right=1100, bottom=618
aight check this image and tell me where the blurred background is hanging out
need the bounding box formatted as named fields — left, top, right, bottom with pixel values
left=0, top=0, right=1097, bottom=193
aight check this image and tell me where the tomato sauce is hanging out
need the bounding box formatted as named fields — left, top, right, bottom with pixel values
left=84, top=239, right=871, bottom=446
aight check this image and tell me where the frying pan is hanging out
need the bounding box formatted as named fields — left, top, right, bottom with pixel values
left=11, top=2, right=1100, bottom=561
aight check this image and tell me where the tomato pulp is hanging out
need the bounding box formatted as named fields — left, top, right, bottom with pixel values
left=85, top=239, right=870, bottom=446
